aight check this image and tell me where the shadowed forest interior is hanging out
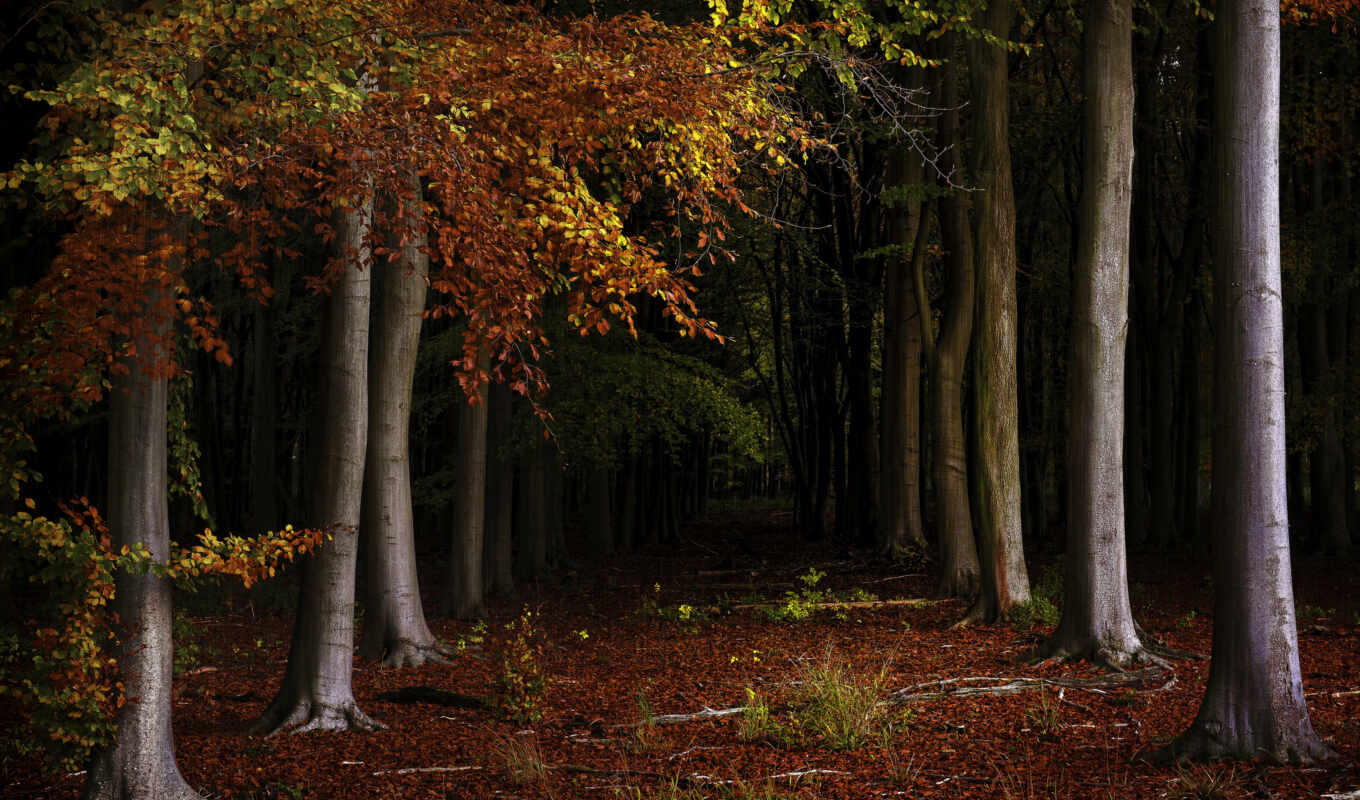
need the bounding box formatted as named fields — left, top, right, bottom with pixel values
left=0, top=0, right=1358, bottom=798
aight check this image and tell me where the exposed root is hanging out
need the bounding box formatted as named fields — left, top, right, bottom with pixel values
left=251, top=698, right=386, bottom=737
left=1022, top=637, right=1171, bottom=672
left=377, top=639, right=455, bottom=669
left=1154, top=721, right=1338, bottom=764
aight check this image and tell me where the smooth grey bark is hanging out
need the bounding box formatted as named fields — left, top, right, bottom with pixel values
left=961, top=0, right=1032, bottom=624
left=445, top=348, right=489, bottom=619
left=879, top=150, right=928, bottom=556
left=1032, top=0, right=1153, bottom=667
left=87, top=291, right=201, bottom=800
left=359, top=181, right=447, bottom=666
left=1166, top=0, right=1333, bottom=761
left=256, top=199, right=381, bottom=735
left=482, top=382, right=515, bottom=594
left=931, top=45, right=981, bottom=599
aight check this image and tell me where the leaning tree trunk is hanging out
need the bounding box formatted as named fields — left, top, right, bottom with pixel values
left=359, top=179, right=447, bottom=667
left=931, top=40, right=981, bottom=600
left=87, top=289, right=201, bottom=800
left=962, top=0, right=1031, bottom=624
left=1032, top=0, right=1153, bottom=667
left=444, top=348, right=489, bottom=619
left=1166, top=0, right=1333, bottom=761
left=255, top=198, right=381, bottom=735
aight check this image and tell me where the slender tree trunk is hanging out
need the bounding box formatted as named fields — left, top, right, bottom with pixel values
left=445, top=348, right=489, bottom=619
left=248, top=303, right=279, bottom=534
left=256, top=199, right=381, bottom=735
left=1123, top=322, right=1149, bottom=547
left=360, top=179, right=446, bottom=666
left=932, top=47, right=981, bottom=597
left=586, top=467, right=614, bottom=557
left=514, top=444, right=548, bottom=580
left=482, top=381, right=515, bottom=594
left=1167, top=0, right=1332, bottom=760
left=87, top=287, right=201, bottom=800
left=615, top=455, right=638, bottom=551
left=879, top=150, right=928, bottom=556
left=962, top=0, right=1031, bottom=624
left=1032, top=0, right=1154, bottom=667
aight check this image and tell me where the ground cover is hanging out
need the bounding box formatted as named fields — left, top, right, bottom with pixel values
left=4, top=509, right=1359, bottom=799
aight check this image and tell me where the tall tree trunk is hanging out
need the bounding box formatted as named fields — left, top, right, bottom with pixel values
left=248, top=303, right=279, bottom=534
left=360, top=180, right=446, bottom=666
left=586, top=467, right=613, bottom=557
left=932, top=44, right=981, bottom=598
left=1167, top=0, right=1332, bottom=760
left=1032, top=0, right=1154, bottom=667
left=256, top=199, right=381, bottom=735
left=482, top=381, right=515, bottom=594
left=514, top=443, right=549, bottom=580
left=879, top=150, right=928, bottom=556
left=445, top=348, right=489, bottom=619
left=87, top=288, right=201, bottom=800
left=962, top=0, right=1032, bottom=624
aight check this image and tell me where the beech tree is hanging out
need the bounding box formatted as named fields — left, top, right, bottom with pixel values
left=359, top=179, right=449, bottom=666
left=1165, top=0, right=1334, bottom=762
left=963, top=0, right=1031, bottom=623
left=1030, top=0, right=1155, bottom=666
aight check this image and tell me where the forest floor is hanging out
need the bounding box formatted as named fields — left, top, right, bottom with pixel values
left=6, top=508, right=1360, bottom=800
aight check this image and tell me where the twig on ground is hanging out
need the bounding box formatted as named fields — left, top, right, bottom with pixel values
left=369, top=766, right=482, bottom=776
left=886, top=666, right=1175, bottom=704
left=612, top=705, right=745, bottom=728
left=732, top=598, right=934, bottom=612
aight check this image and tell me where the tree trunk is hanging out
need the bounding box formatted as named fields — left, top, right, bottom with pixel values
left=445, top=348, right=489, bottom=619
left=514, top=444, right=549, bottom=580
left=1167, top=0, right=1332, bottom=760
left=586, top=467, right=614, bottom=557
left=248, top=302, right=279, bottom=534
left=360, top=180, right=446, bottom=666
left=482, top=381, right=515, bottom=594
left=932, top=46, right=981, bottom=598
left=87, top=288, right=201, bottom=800
left=879, top=150, right=928, bottom=556
left=962, top=0, right=1032, bottom=624
left=1032, top=0, right=1152, bottom=667
left=255, top=199, right=381, bottom=735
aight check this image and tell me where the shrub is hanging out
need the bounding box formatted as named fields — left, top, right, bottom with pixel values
left=493, top=607, right=547, bottom=724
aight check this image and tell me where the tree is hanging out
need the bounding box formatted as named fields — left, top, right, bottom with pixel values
left=360, top=178, right=449, bottom=666
left=926, top=38, right=980, bottom=599
left=962, top=0, right=1031, bottom=624
left=1165, top=0, right=1334, bottom=762
left=1030, top=0, right=1156, bottom=667
left=87, top=234, right=201, bottom=800
left=444, top=347, right=489, bottom=619
left=254, top=196, right=382, bottom=735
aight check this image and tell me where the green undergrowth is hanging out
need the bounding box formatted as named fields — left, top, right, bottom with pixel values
left=739, top=651, right=908, bottom=751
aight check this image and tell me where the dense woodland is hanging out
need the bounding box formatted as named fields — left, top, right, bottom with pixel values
left=0, top=0, right=1358, bottom=798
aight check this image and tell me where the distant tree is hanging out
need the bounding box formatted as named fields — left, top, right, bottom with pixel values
left=1165, top=0, right=1335, bottom=762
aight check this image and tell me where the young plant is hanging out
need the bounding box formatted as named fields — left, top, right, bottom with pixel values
left=1023, top=690, right=1063, bottom=736
left=789, top=652, right=891, bottom=750
left=493, top=608, right=547, bottom=724
left=495, top=734, right=548, bottom=786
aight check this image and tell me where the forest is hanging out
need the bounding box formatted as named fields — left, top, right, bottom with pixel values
left=0, top=0, right=1357, bottom=798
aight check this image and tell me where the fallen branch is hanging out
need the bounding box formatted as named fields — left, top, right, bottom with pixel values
left=370, top=766, right=482, bottom=777
left=732, top=598, right=934, bottom=612
left=887, top=666, right=1175, bottom=704
left=614, top=706, right=745, bottom=728
left=1321, top=791, right=1360, bottom=800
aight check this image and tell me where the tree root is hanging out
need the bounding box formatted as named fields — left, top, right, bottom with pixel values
left=1022, top=638, right=1172, bottom=672
left=1153, top=720, right=1339, bottom=764
left=375, top=639, right=456, bottom=669
left=251, top=698, right=386, bottom=737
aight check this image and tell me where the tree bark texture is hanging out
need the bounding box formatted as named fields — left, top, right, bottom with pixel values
left=445, top=348, right=489, bottom=619
left=1035, top=0, right=1150, bottom=667
left=963, top=0, right=1032, bottom=623
left=1169, top=0, right=1332, bottom=761
left=931, top=44, right=982, bottom=599
left=359, top=180, right=445, bottom=666
left=256, top=199, right=380, bottom=735
left=87, top=287, right=201, bottom=800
